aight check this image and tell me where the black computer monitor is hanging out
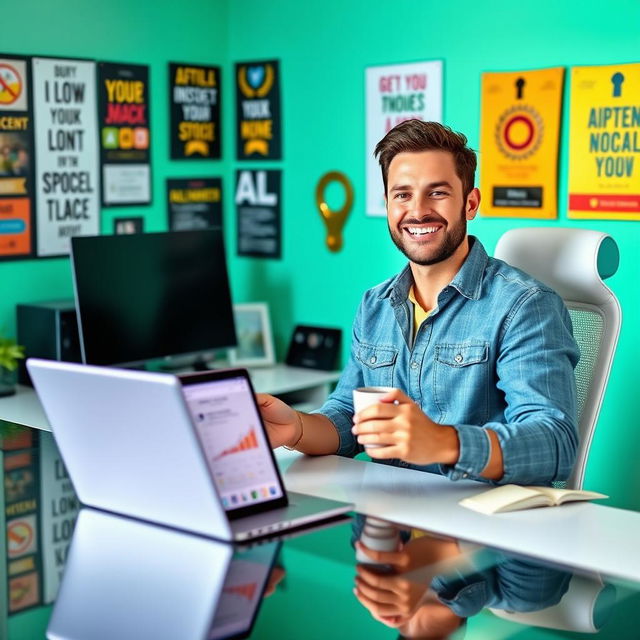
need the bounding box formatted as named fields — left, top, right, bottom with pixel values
left=71, top=229, right=237, bottom=368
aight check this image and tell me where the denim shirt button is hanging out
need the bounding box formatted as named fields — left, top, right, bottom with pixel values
left=411, top=361, right=419, bottom=369
left=370, top=356, right=377, bottom=364
left=454, top=354, right=464, bottom=363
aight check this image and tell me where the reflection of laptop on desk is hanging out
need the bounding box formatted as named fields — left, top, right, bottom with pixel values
left=27, top=359, right=352, bottom=541
left=49, top=508, right=280, bottom=640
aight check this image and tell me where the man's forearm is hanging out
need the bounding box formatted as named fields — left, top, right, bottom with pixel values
left=288, top=412, right=340, bottom=455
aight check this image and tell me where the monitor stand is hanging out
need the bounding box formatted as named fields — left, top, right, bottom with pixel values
left=153, top=353, right=221, bottom=374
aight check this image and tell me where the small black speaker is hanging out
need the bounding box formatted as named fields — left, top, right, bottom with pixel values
left=17, top=300, right=82, bottom=385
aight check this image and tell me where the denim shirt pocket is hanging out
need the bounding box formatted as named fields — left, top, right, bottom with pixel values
left=433, top=342, right=490, bottom=423
left=355, top=343, right=398, bottom=387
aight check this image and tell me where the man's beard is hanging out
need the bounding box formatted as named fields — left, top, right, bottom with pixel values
left=388, top=207, right=467, bottom=266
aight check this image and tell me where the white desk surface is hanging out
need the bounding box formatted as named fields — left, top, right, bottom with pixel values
left=0, top=384, right=50, bottom=431
left=247, top=364, right=340, bottom=395
left=278, top=450, right=640, bottom=585
left=0, top=365, right=340, bottom=432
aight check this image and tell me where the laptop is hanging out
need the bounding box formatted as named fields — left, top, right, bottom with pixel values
left=27, top=359, right=352, bottom=541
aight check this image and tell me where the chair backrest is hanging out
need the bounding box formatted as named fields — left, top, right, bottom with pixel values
left=494, top=227, right=621, bottom=490
left=490, top=575, right=616, bottom=633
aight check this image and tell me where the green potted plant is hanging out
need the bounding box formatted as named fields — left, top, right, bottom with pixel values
left=0, top=334, right=25, bottom=397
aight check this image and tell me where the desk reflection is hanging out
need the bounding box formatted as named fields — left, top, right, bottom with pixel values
left=352, top=515, right=614, bottom=638
left=1, top=425, right=622, bottom=640
left=48, top=508, right=282, bottom=640
left=1, top=423, right=79, bottom=636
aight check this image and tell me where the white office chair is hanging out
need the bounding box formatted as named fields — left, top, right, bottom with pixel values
left=491, top=227, right=621, bottom=633
left=487, top=574, right=616, bottom=634
left=494, top=227, right=621, bottom=490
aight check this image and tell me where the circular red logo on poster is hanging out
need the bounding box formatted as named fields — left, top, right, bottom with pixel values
left=8, top=520, right=34, bottom=557
left=503, top=115, right=535, bottom=150
left=495, top=105, right=543, bottom=160
left=0, top=63, right=23, bottom=106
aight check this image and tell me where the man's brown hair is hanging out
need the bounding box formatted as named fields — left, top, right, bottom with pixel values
left=374, top=120, right=477, bottom=198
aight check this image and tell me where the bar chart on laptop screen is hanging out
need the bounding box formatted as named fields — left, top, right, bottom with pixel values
left=185, top=379, right=282, bottom=507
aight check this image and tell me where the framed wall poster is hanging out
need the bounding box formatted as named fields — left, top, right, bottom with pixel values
left=0, top=53, right=36, bottom=260
left=229, top=303, right=275, bottom=367
left=169, top=63, right=221, bottom=159
left=235, top=59, right=281, bottom=160
left=32, top=56, right=100, bottom=257
left=235, top=169, right=281, bottom=258
left=98, top=62, right=152, bottom=207
left=167, top=177, right=222, bottom=230
left=480, top=67, right=564, bottom=219
left=365, top=60, right=442, bottom=216
left=568, top=62, right=640, bottom=220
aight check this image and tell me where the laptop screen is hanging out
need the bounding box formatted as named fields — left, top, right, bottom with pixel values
left=182, top=373, right=285, bottom=513
left=208, top=542, right=280, bottom=639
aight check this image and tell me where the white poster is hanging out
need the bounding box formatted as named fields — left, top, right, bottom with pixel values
left=32, top=57, right=100, bottom=256
left=365, top=60, right=443, bottom=216
left=103, top=164, right=151, bottom=204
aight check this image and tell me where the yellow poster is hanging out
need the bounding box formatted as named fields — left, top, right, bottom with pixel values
left=568, top=63, right=640, bottom=220
left=480, top=67, right=564, bottom=218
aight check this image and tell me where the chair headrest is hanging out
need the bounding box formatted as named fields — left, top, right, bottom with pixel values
left=494, top=228, right=619, bottom=306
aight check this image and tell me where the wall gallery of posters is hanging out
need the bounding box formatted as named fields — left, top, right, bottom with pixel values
left=235, top=169, right=281, bottom=258
left=365, top=60, right=443, bottom=216
left=568, top=62, right=640, bottom=221
left=32, top=57, right=99, bottom=257
left=236, top=60, right=281, bottom=160
left=167, top=177, right=222, bottom=230
left=480, top=67, right=564, bottom=219
left=169, top=63, right=221, bottom=159
left=98, top=62, right=151, bottom=206
left=0, top=55, right=34, bottom=259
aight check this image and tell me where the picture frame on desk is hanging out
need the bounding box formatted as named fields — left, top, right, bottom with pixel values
left=229, top=303, right=275, bottom=368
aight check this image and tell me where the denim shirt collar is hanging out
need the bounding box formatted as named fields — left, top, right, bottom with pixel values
left=378, top=236, right=488, bottom=306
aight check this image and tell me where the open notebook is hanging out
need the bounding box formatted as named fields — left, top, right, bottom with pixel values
left=459, top=484, right=608, bottom=515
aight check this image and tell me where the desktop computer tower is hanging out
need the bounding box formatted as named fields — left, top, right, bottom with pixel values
left=17, top=300, right=83, bottom=385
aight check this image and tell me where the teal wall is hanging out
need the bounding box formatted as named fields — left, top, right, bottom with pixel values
left=1, top=0, right=639, bottom=509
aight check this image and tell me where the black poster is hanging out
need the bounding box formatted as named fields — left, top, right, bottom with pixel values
left=235, top=60, right=281, bottom=160
left=167, top=177, right=222, bottom=230
left=0, top=54, right=35, bottom=259
left=98, top=62, right=151, bottom=206
left=169, top=63, right=221, bottom=159
left=235, top=169, right=281, bottom=258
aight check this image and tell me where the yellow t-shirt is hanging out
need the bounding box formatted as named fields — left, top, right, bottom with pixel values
left=408, top=285, right=430, bottom=339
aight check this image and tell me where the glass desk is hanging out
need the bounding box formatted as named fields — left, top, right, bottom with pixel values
left=2, top=424, right=639, bottom=639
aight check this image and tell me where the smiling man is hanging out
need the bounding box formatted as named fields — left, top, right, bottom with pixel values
left=258, top=120, right=579, bottom=486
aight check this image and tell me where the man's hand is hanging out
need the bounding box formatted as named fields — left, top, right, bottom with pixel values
left=351, top=389, right=459, bottom=466
left=255, top=393, right=300, bottom=449
left=354, top=541, right=428, bottom=628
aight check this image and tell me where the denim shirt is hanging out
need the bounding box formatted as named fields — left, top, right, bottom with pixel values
left=432, top=554, right=572, bottom=617
left=315, top=237, right=579, bottom=485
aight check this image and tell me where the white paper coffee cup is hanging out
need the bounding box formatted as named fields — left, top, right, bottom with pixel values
left=353, top=386, right=396, bottom=448
left=356, top=516, right=401, bottom=569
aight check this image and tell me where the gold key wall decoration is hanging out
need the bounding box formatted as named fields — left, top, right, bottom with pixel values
left=315, top=171, right=354, bottom=252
